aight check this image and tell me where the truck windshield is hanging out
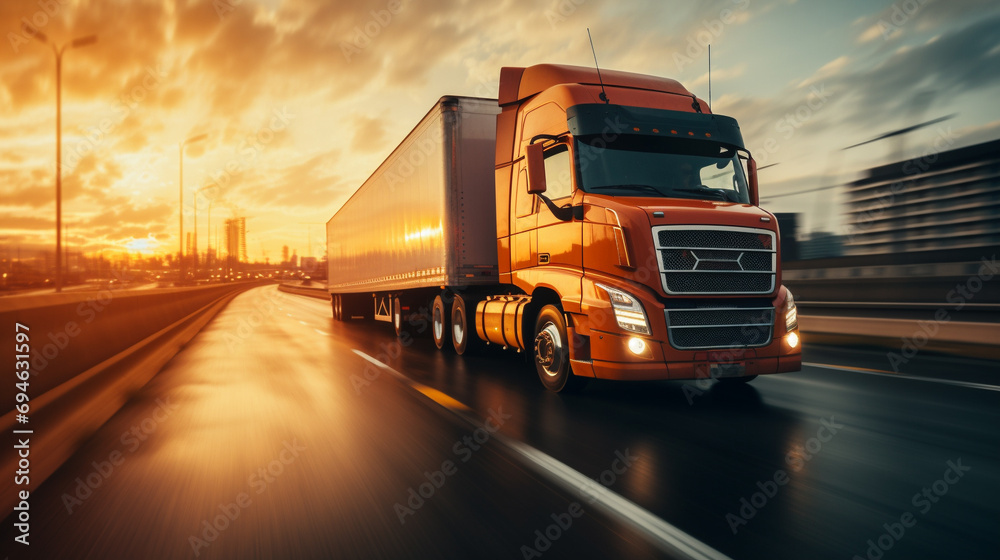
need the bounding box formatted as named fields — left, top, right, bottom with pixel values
left=575, top=134, right=751, bottom=204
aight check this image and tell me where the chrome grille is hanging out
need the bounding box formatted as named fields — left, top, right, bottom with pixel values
left=653, top=226, right=776, bottom=295
left=666, top=307, right=774, bottom=350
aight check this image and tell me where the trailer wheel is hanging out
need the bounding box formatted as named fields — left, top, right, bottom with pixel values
left=332, top=295, right=342, bottom=321
left=432, top=295, right=449, bottom=350
left=393, top=296, right=405, bottom=337
left=451, top=293, right=483, bottom=355
left=533, top=305, right=587, bottom=393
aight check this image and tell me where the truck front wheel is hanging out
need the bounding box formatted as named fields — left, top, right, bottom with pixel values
left=533, top=305, right=587, bottom=393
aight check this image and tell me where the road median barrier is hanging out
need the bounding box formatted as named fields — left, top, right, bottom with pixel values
left=2, top=281, right=266, bottom=514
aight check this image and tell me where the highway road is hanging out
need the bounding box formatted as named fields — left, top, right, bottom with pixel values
left=4, top=285, right=998, bottom=559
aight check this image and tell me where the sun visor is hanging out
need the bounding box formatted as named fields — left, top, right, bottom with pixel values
left=567, top=104, right=745, bottom=149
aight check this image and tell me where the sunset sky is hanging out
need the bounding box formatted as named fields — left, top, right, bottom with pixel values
left=1, top=0, right=999, bottom=263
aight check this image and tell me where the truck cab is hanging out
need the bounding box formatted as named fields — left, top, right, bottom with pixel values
left=491, top=64, right=801, bottom=390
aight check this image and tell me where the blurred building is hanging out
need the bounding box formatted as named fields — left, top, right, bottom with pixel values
left=799, top=231, right=844, bottom=260
left=225, top=218, right=247, bottom=263
left=844, top=138, right=1000, bottom=255
left=774, top=213, right=801, bottom=262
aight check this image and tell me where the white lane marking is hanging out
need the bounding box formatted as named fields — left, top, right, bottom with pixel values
left=804, top=362, right=1000, bottom=392
left=351, top=349, right=732, bottom=560
left=504, top=440, right=732, bottom=560
left=299, top=321, right=308, bottom=325
left=315, top=329, right=329, bottom=336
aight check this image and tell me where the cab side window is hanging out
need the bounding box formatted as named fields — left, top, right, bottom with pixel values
left=543, top=145, right=573, bottom=201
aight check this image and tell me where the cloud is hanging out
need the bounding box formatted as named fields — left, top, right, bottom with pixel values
left=349, top=114, right=387, bottom=153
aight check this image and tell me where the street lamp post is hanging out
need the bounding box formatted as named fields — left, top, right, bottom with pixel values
left=207, top=198, right=214, bottom=276
left=35, top=31, right=97, bottom=292
left=179, top=133, right=207, bottom=284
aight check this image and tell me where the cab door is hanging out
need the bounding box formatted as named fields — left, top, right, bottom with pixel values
left=534, top=142, right=583, bottom=311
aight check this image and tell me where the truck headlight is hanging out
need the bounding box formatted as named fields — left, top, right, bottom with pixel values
left=595, top=283, right=651, bottom=335
left=784, top=289, right=798, bottom=332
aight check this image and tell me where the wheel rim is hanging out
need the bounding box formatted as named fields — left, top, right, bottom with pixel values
left=535, top=322, right=563, bottom=377
left=433, top=305, right=444, bottom=341
left=452, top=308, right=465, bottom=345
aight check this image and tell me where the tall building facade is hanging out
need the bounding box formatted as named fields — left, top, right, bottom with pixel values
left=844, top=139, right=1000, bottom=255
left=225, top=218, right=247, bottom=263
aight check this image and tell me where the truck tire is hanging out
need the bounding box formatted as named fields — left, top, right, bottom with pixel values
left=432, top=295, right=449, bottom=350
left=332, top=295, right=342, bottom=321
left=533, top=305, right=587, bottom=393
left=451, top=293, right=484, bottom=355
left=393, top=296, right=405, bottom=337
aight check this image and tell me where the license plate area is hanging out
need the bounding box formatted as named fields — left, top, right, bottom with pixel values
left=710, top=362, right=746, bottom=378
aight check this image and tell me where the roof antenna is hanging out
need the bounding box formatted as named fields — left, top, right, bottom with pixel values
left=587, top=28, right=609, bottom=104
left=708, top=44, right=712, bottom=110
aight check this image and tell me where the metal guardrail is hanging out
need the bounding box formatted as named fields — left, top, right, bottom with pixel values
left=278, top=283, right=329, bottom=300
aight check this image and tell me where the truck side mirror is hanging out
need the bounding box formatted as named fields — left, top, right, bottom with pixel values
left=526, top=143, right=547, bottom=195
left=747, top=155, right=760, bottom=206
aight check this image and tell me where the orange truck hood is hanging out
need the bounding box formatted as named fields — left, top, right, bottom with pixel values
left=634, top=198, right=776, bottom=230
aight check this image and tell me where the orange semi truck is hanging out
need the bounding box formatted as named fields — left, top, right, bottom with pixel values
left=327, top=64, right=801, bottom=392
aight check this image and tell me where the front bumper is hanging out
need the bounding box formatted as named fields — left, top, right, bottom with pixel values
left=570, top=328, right=800, bottom=381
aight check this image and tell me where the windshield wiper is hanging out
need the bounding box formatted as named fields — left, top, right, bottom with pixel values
left=670, top=187, right=736, bottom=202
left=591, top=184, right=664, bottom=195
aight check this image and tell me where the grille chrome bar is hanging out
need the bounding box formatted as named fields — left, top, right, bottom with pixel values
left=652, top=225, right=777, bottom=295
left=666, top=307, right=775, bottom=350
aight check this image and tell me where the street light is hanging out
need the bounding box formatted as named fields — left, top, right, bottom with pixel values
left=179, top=133, right=207, bottom=283
left=206, top=196, right=215, bottom=274
left=34, top=31, right=97, bottom=292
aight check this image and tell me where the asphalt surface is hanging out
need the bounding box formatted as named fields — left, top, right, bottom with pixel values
left=4, top=285, right=998, bottom=559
